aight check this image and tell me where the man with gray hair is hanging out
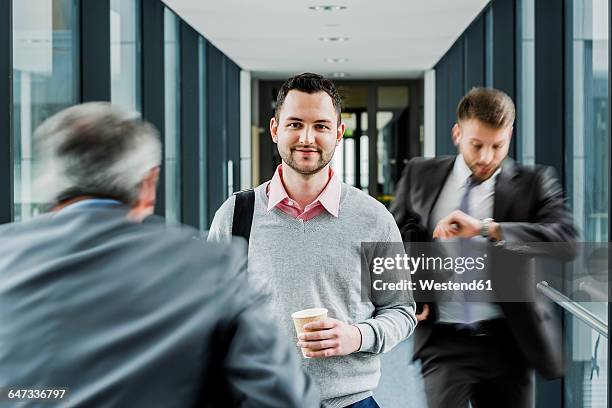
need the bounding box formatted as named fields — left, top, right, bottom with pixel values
left=0, top=103, right=318, bottom=407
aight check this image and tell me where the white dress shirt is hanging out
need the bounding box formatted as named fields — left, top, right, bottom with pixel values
left=429, top=155, right=504, bottom=323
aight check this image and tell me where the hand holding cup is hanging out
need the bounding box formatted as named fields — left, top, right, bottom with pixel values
left=294, top=312, right=362, bottom=358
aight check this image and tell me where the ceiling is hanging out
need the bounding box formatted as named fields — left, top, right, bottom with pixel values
left=162, top=0, right=490, bottom=80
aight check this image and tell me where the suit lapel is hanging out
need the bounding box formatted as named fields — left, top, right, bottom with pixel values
left=422, top=157, right=455, bottom=229
left=493, top=158, right=520, bottom=221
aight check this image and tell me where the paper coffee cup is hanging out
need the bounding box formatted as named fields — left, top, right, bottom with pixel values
left=291, top=308, right=328, bottom=358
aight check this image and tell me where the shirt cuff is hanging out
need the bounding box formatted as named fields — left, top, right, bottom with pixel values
left=354, top=323, right=376, bottom=353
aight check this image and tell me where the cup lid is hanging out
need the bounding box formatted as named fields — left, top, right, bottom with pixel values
left=291, top=308, right=328, bottom=319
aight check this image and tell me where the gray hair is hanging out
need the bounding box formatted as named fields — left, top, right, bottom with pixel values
left=34, top=102, right=162, bottom=206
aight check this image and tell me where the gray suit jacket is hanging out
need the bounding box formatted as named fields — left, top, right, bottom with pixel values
left=0, top=205, right=319, bottom=407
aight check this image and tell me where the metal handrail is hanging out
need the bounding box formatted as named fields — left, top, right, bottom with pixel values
left=537, top=281, right=608, bottom=338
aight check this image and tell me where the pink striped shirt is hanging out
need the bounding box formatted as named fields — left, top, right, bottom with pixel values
left=266, top=165, right=341, bottom=221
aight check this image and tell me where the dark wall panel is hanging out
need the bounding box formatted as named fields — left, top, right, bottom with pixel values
left=534, top=7, right=564, bottom=405
left=435, top=56, right=450, bottom=155
left=492, top=0, right=516, bottom=99
left=0, top=0, right=11, bottom=223
left=206, top=44, right=227, bottom=225
left=226, top=60, right=241, bottom=192
left=535, top=0, right=564, bottom=179
left=408, top=80, right=423, bottom=161
left=465, top=16, right=486, bottom=90
left=258, top=81, right=281, bottom=182
left=435, top=39, right=464, bottom=156
left=199, top=38, right=209, bottom=229
left=142, top=0, right=165, bottom=216
left=446, top=41, right=465, bottom=156
left=180, top=23, right=200, bottom=228
left=492, top=0, right=517, bottom=158
left=81, top=0, right=110, bottom=102
left=435, top=3, right=519, bottom=158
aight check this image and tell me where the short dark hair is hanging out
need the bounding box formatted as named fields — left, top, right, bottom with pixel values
left=457, top=87, right=515, bottom=129
left=275, top=72, right=342, bottom=124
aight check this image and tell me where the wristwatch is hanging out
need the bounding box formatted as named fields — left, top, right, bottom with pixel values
left=480, top=217, right=494, bottom=238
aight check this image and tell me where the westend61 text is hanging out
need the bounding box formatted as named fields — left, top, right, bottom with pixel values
left=372, top=279, right=493, bottom=292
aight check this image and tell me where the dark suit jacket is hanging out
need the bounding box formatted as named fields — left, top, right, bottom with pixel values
left=390, top=156, right=578, bottom=379
left=0, top=206, right=318, bottom=407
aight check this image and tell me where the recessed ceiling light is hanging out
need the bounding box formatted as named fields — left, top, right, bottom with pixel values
left=320, top=37, right=349, bottom=42
left=332, top=72, right=349, bottom=78
left=309, top=5, right=347, bottom=11
left=325, top=57, right=348, bottom=63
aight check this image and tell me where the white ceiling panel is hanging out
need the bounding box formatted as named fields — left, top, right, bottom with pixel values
left=162, top=0, right=490, bottom=79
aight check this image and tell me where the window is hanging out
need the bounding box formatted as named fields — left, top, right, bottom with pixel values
left=360, top=112, right=369, bottom=191
left=516, top=0, right=535, bottom=165
left=164, top=8, right=181, bottom=223
left=485, top=7, right=494, bottom=87
left=12, top=0, right=78, bottom=221
left=377, top=86, right=409, bottom=199
left=564, top=1, right=609, bottom=406
left=110, top=0, right=141, bottom=112
left=566, top=0, right=609, bottom=243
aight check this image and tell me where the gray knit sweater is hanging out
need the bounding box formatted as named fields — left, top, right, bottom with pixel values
left=208, top=182, right=416, bottom=408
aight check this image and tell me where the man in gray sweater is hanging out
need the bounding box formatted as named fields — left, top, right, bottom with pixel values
left=208, top=73, right=417, bottom=408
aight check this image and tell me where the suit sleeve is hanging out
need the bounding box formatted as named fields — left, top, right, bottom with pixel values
left=354, top=211, right=417, bottom=354
left=218, top=244, right=320, bottom=407
left=389, top=159, right=429, bottom=242
left=497, top=166, right=578, bottom=258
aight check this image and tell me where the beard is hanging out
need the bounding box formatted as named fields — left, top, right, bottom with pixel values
left=279, top=145, right=334, bottom=175
left=467, top=160, right=501, bottom=182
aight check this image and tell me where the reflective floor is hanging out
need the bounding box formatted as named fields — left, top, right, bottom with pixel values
left=375, top=339, right=427, bottom=408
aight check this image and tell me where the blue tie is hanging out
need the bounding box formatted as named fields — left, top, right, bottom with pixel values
left=458, top=176, right=480, bottom=323
left=458, top=176, right=479, bottom=215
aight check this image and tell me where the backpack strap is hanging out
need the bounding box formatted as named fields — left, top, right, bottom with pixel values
left=232, top=189, right=255, bottom=244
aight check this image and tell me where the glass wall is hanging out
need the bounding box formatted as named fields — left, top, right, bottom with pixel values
left=164, top=8, right=181, bottom=223
left=326, top=83, right=417, bottom=200
left=564, top=0, right=609, bottom=406
left=516, top=0, right=535, bottom=165
left=334, top=112, right=367, bottom=188
left=110, top=0, right=141, bottom=112
left=333, top=85, right=368, bottom=190
left=12, top=0, right=78, bottom=221
left=333, top=112, right=354, bottom=183
left=435, top=0, right=611, bottom=404
left=485, top=7, right=494, bottom=88
left=377, top=86, right=409, bottom=202
left=567, top=0, right=609, bottom=243
left=3, top=0, right=242, bottom=230
left=360, top=112, right=369, bottom=192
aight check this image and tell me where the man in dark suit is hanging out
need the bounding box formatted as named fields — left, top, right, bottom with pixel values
left=0, top=103, right=318, bottom=407
left=390, top=88, right=577, bottom=408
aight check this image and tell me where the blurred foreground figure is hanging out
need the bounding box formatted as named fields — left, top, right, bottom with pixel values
left=0, top=103, right=318, bottom=408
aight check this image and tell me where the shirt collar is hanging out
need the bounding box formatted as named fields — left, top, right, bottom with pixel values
left=317, top=168, right=341, bottom=217
left=454, top=154, right=501, bottom=189
left=60, top=198, right=123, bottom=212
left=266, top=164, right=341, bottom=217
left=267, top=166, right=288, bottom=211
